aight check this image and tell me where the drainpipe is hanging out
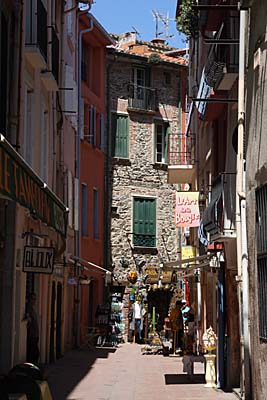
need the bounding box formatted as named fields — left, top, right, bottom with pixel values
left=76, top=8, right=93, bottom=347
left=236, top=8, right=251, bottom=399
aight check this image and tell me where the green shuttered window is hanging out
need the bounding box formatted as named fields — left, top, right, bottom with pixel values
left=111, top=114, right=129, bottom=158
left=133, top=198, right=156, bottom=247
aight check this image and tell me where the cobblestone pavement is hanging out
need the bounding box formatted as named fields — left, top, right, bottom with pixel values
left=47, top=343, right=239, bottom=400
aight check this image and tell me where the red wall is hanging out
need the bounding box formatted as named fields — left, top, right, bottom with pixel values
left=79, top=15, right=110, bottom=340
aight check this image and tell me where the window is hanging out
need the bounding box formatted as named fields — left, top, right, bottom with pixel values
left=155, top=122, right=169, bottom=163
left=81, top=40, right=88, bottom=83
left=100, top=113, right=105, bottom=151
left=40, top=98, right=48, bottom=182
left=24, top=86, right=34, bottom=166
left=111, top=114, right=129, bottom=158
left=81, top=183, right=88, bottom=236
left=88, top=105, right=96, bottom=145
left=164, top=72, right=171, bottom=85
left=93, top=189, right=99, bottom=239
left=133, top=197, right=156, bottom=247
left=256, top=184, right=267, bottom=340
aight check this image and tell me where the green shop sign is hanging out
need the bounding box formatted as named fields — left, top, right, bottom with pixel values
left=0, top=135, right=68, bottom=237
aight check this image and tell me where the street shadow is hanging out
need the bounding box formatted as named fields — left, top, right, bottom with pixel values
left=46, top=347, right=117, bottom=400
left=164, top=373, right=206, bottom=385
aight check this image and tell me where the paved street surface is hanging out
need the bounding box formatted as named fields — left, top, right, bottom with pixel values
left=47, top=343, right=238, bottom=400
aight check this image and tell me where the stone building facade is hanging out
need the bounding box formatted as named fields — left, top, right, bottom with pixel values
left=106, top=35, right=188, bottom=339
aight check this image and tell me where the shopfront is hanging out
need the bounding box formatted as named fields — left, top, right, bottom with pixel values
left=0, top=136, right=68, bottom=371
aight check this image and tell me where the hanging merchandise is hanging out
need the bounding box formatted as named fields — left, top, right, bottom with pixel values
left=127, top=269, right=138, bottom=284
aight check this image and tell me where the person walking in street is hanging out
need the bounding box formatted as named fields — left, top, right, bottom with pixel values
left=170, top=300, right=184, bottom=352
left=26, top=292, right=40, bottom=364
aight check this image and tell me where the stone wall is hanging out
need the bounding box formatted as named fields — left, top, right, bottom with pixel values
left=107, top=56, right=186, bottom=283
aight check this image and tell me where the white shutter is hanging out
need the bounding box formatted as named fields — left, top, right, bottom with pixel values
left=64, top=64, right=78, bottom=129
left=74, top=178, right=79, bottom=231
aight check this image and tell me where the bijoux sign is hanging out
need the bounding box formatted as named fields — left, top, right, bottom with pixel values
left=23, top=246, right=55, bottom=274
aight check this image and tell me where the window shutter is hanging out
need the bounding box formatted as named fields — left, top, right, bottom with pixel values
left=93, top=189, right=99, bottom=239
left=112, top=115, right=129, bottom=158
left=100, top=113, right=105, bottom=151
left=165, top=124, right=170, bottom=164
left=89, top=105, right=93, bottom=143
left=80, top=98, right=84, bottom=139
left=133, top=198, right=156, bottom=247
left=74, top=178, right=79, bottom=231
left=93, top=106, right=97, bottom=146
left=67, top=170, right=73, bottom=227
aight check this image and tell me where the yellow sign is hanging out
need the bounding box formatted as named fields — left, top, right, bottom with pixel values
left=144, top=266, right=159, bottom=284
left=181, top=246, right=196, bottom=266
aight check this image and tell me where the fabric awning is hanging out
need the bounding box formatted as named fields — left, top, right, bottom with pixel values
left=201, top=176, right=223, bottom=236
left=70, top=256, right=111, bottom=275
left=164, top=254, right=212, bottom=268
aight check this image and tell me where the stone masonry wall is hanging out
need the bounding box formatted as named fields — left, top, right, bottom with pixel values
left=108, top=57, right=186, bottom=285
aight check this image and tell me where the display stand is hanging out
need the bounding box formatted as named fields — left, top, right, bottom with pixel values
left=204, top=354, right=216, bottom=387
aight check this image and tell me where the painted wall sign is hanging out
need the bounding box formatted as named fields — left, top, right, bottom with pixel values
left=23, top=246, right=55, bottom=274
left=0, top=136, right=67, bottom=236
left=144, top=266, right=159, bottom=284
left=175, top=192, right=200, bottom=227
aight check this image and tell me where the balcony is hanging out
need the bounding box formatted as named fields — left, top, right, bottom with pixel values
left=204, top=18, right=239, bottom=92
left=25, top=0, right=47, bottom=69
left=167, top=133, right=196, bottom=184
left=200, top=173, right=236, bottom=243
left=127, top=84, right=157, bottom=113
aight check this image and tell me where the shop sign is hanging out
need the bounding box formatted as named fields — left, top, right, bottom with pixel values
left=0, top=137, right=67, bottom=236
left=23, top=246, right=54, bottom=274
left=175, top=192, right=200, bottom=227
left=144, top=266, right=159, bottom=284
left=181, top=245, right=196, bottom=266
left=161, top=270, right=173, bottom=283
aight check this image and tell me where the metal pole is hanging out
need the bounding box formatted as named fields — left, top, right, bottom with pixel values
left=236, top=8, right=251, bottom=399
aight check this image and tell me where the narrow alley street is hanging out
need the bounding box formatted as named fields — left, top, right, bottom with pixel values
left=47, top=344, right=238, bottom=400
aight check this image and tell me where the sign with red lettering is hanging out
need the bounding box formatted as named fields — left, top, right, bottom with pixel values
left=175, top=192, right=200, bottom=227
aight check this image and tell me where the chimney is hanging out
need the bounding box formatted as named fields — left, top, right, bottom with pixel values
left=151, top=37, right=165, bottom=45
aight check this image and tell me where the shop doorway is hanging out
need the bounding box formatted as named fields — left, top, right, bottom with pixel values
left=147, top=289, right=172, bottom=332
left=56, top=282, right=62, bottom=358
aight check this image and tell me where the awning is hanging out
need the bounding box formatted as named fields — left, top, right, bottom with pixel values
left=0, top=134, right=68, bottom=236
left=164, top=254, right=212, bottom=269
left=70, top=256, right=111, bottom=275
left=201, top=177, right=223, bottom=236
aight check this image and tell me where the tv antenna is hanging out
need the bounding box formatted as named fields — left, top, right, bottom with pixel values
left=152, top=10, right=175, bottom=43
left=131, top=26, right=140, bottom=38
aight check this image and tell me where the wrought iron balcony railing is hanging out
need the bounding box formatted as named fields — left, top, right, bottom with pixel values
left=168, top=133, right=196, bottom=166
left=128, top=84, right=157, bottom=112
left=26, top=0, right=47, bottom=62
left=200, top=173, right=236, bottom=242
